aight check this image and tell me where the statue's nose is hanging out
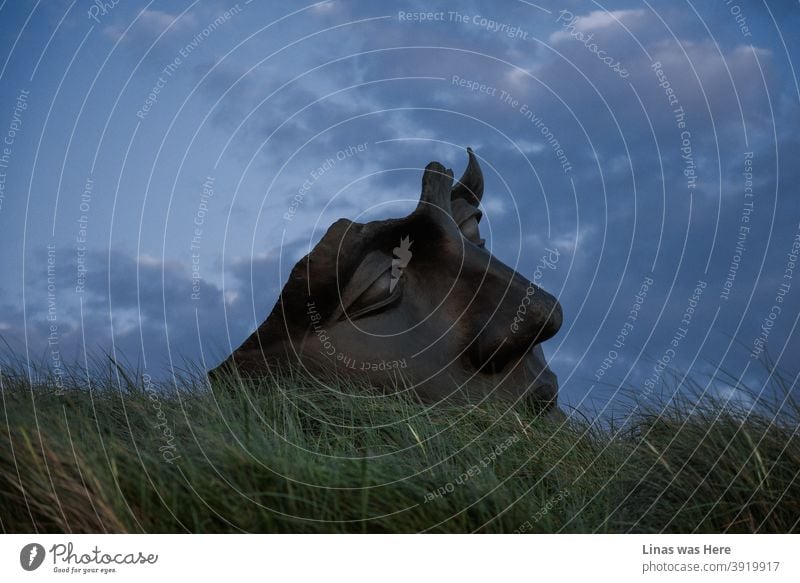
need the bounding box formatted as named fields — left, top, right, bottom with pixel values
left=467, top=270, right=562, bottom=375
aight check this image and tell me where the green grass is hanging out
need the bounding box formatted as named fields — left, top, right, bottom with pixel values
left=1, top=361, right=798, bottom=533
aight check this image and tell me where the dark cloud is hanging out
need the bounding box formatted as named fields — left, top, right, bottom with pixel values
left=0, top=246, right=288, bottom=377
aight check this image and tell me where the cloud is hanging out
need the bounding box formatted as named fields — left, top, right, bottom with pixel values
left=0, top=247, right=289, bottom=376
left=104, top=9, right=197, bottom=42
left=549, top=9, right=647, bottom=43
left=310, top=1, right=337, bottom=15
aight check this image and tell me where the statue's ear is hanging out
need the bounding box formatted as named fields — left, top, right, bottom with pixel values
left=452, top=200, right=483, bottom=246
left=451, top=148, right=485, bottom=246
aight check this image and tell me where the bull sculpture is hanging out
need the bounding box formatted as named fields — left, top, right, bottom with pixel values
left=211, top=149, right=563, bottom=409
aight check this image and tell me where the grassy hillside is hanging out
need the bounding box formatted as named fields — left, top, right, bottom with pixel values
left=1, top=363, right=798, bottom=533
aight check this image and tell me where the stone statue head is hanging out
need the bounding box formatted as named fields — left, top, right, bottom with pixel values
left=212, top=149, right=563, bottom=408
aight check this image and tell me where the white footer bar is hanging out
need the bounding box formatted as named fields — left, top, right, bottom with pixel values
left=1, top=534, right=796, bottom=582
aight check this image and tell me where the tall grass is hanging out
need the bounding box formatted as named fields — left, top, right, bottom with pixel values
left=0, top=360, right=797, bottom=533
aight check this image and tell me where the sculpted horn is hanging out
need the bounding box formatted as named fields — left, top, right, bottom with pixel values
left=451, top=147, right=483, bottom=206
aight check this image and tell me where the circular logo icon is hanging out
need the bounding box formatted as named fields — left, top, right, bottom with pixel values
left=20, top=543, right=46, bottom=571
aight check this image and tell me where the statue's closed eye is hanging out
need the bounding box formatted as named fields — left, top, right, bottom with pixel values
left=333, top=247, right=407, bottom=323
left=341, top=267, right=403, bottom=320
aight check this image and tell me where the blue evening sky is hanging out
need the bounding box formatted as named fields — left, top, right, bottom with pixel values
left=0, top=0, right=798, bottom=416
